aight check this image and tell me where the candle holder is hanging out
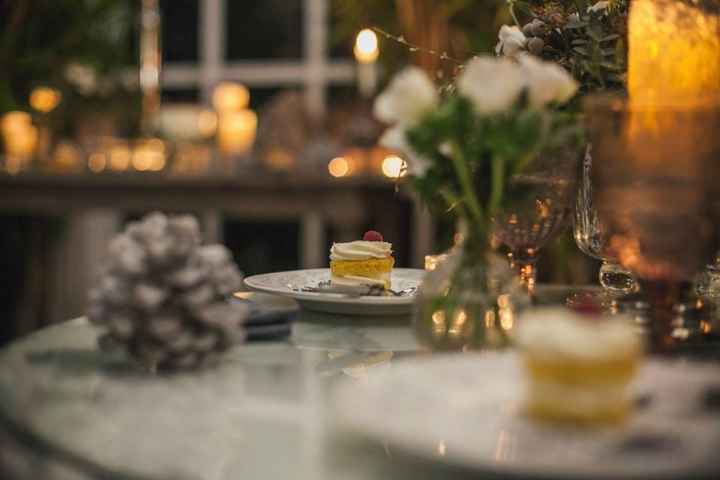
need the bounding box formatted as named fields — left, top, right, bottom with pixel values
left=585, top=94, right=720, bottom=352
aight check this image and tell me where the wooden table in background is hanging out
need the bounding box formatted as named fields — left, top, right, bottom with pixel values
left=0, top=173, right=434, bottom=328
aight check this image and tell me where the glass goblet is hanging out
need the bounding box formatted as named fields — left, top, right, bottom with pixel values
left=572, top=145, right=639, bottom=306
left=493, top=148, right=579, bottom=296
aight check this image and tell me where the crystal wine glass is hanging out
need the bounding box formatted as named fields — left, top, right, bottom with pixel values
left=571, top=145, right=639, bottom=306
left=493, top=148, right=579, bottom=296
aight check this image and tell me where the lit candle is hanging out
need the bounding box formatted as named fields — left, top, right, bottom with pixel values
left=1, top=111, right=38, bottom=173
left=217, top=109, right=257, bottom=157
left=212, top=82, right=250, bottom=113
left=354, top=28, right=379, bottom=98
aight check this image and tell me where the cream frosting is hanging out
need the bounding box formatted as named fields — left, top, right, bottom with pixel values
left=330, top=240, right=392, bottom=261
left=514, top=307, right=642, bottom=360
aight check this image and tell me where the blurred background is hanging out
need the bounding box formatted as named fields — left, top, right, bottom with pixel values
left=0, top=0, right=596, bottom=345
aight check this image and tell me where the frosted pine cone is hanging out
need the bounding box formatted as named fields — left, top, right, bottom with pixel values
left=88, top=212, right=247, bottom=372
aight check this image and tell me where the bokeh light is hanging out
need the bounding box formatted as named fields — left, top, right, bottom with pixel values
left=328, top=156, right=350, bottom=177
left=381, top=155, right=407, bottom=178
left=354, top=28, right=379, bottom=63
left=212, top=82, right=250, bottom=113
left=30, top=87, right=62, bottom=113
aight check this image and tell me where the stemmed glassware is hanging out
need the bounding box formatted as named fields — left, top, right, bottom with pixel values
left=493, top=147, right=579, bottom=296
left=570, top=145, right=639, bottom=307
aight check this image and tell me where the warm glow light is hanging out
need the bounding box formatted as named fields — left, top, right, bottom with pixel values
left=88, top=152, right=107, bottom=173
left=431, top=310, right=447, bottom=336
left=109, top=144, right=131, bottom=171
left=173, top=143, right=212, bottom=174
left=628, top=0, right=720, bottom=107
left=328, top=156, right=350, bottom=177
left=30, top=87, right=62, bottom=113
left=158, top=105, right=217, bottom=140
left=448, top=309, right=467, bottom=337
left=1, top=111, right=32, bottom=131
left=217, top=109, right=257, bottom=155
left=53, top=141, right=81, bottom=169
left=133, top=139, right=166, bottom=171
left=1, top=111, right=38, bottom=172
left=381, top=155, right=407, bottom=178
left=425, top=254, right=448, bottom=271
left=212, top=82, right=250, bottom=112
left=264, top=147, right=295, bottom=171
left=354, top=28, right=379, bottom=63
left=197, top=109, right=218, bottom=137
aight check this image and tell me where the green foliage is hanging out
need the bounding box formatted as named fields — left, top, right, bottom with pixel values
left=512, top=0, right=628, bottom=92
left=0, top=0, right=137, bottom=113
left=405, top=88, right=583, bottom=237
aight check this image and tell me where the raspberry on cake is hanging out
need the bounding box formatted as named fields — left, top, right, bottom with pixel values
left=329, top=231, right=395, bottom=289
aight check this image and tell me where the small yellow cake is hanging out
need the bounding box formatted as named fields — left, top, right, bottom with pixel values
left=515, top=308, right=642, bottom=426
left=329, top=231, right=394, bottom=289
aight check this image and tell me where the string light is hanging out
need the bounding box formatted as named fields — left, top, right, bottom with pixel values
left=371, top=27, right=466, bottom=65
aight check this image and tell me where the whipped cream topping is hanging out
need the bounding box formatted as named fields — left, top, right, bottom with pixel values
left=514, top=307, right=642, bottom=360
left=330, top=240, right=392, bottom=261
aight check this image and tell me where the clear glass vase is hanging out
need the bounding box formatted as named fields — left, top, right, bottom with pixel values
left=413, top=230, right=530, bottom=351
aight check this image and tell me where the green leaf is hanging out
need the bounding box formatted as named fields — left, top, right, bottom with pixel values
left=573, top=46, right=589, bottom=56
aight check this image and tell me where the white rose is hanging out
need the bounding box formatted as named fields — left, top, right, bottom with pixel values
left=374, top=67, right=438, bottom=126
left=457, top=56, right=526, bottom=115
left=495, top=25, right=527, bottom=57
left=379, top=126, right=431, bottom=176
left=588, top=1, right=610, bottom=14
left=518, top=54, right=578, bottom=108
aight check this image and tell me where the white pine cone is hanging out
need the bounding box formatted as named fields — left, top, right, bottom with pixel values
left=88, top=212, right=248, bottom=372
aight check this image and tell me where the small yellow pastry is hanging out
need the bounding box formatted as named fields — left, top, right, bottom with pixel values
left=329, top=231, right=394, bottom=289
left=515, top=308, right=642, bottom=426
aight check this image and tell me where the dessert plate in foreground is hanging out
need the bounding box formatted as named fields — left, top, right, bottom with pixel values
left=243, top=268, right=424, bottom=315
left=333, top=352, right=720, bottom=479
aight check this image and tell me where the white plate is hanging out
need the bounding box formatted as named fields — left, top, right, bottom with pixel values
left=333, top=352, right=720, bottom=479
left=243, top=268, right=424, bottom=316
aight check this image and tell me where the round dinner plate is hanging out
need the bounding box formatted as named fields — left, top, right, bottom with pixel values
left=243, top=268, right=424, bottom=316
left=333, top=352, right=720, bottom=479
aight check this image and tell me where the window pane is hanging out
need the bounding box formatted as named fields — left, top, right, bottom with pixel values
left=160, top=0, right=198, bottom=62
left=161, top=88, right=200, bottom=103
left=226, top=0, right=303, bottom=60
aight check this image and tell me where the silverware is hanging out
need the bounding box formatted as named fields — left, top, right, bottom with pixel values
left=290, top=282, right=416, bottom=298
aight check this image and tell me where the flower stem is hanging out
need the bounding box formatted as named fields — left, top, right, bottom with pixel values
left=508, top=1, right=521, bottom=27
left=450, top=142, right=484, bottom=232
left=489, top=156, right=505, bottom=217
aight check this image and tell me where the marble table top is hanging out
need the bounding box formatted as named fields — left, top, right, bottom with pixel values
left=0, top=293, right=462, bottom=480
left=0, top=290, right=717, bottom=480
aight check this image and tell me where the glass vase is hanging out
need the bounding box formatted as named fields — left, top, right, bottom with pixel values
left=413, top=229, right=530, bottom=351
